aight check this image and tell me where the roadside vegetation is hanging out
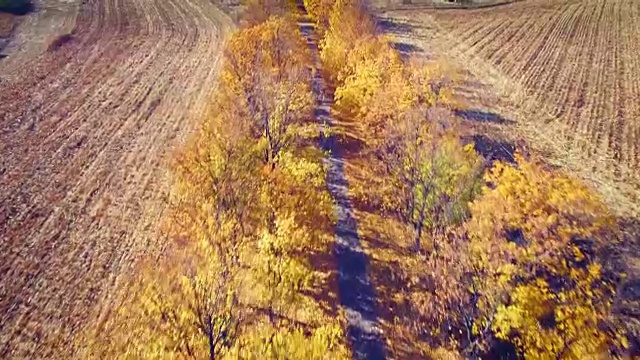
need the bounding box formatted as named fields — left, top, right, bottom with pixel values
left=76, top=0, right=633, bottom=358
left=313, top=0, right=631, bottom=358
left=79, top=4, right=347, bottom=359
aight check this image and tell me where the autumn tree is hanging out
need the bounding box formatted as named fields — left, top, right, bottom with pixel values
left=317, top=3, right=484, bottom=354
left=234, top=323, right=347, bottom=359
left=80, top=217, right=245, bottom=359
left=219, top=16, right=333, bottom=327
left=249, top=144, right=335, bottom=333
left=319, top=0, right=376, bottom=81
left=333, top=35, right=404, bottom=121
left=77, top=5, right=352, bottom=358
left=78, top=93, right=264, bottom=358
left=241, top=0, right=295, bottom=26
left=313, top=0, right=627, bottom=358
left=334, top=48, right=457, bottom=144
left=465, top=155, right=627, bottom=358
left=171, top=92, right=262, bottom=261
left=303, top=0, right=333, bottom=33
left=221, top=16, right=314, bottom=169
left=381, top=106, right=482, bottom=252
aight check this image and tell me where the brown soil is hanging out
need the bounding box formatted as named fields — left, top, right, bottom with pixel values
left=0, top=0, right=233, bottom=357
left=0, top=12, right=16, bottom=53
left=0, top=13, right=13, bottom=37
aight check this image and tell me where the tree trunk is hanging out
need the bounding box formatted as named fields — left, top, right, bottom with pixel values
left=206, top=316, right=216, bottom=360
left=414, top=222, right=422, bottom=252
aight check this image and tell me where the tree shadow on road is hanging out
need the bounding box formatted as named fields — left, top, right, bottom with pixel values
left=330, top=111, right=440, bottom=358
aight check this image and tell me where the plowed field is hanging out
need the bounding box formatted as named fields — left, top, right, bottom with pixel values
left=382, top=0, right=640, bottom=215
left=0, top=0, right=231, bottom=357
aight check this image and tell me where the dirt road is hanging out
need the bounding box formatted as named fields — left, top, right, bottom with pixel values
left=297, top=11, right=387, bottom=359
left=0, top=0, right=232, bottom=357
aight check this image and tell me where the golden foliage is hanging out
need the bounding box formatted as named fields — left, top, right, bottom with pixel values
left=253, top=214, right=316, bottom=321
left=319, top=0, right=375, bottom=81
left=468, top=154, right=613, bottom=257
left=492, top=268, right=615, bottom=359
left=381, top=106, right=483, bottom=252
left=234, top=323, right=348, bottom=359
left=333, top=35, right=404, bottom=119
left=79, top=0, right=630, bottom=358
left=80, top=241, right=242, bottom=359
left=303, top=0, right=333, bottom=32
left=467, top=155, right=625, bottom=358
left=221, top=16, right=314, bottom=168
left=80, top=12, right=348, bottom=359
left=312, top=0, right=627, bottom=358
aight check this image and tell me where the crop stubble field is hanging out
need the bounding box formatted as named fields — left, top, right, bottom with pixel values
left=0, top=0, right=232, bottom=357
left=382, top=0, right=640, bottom=215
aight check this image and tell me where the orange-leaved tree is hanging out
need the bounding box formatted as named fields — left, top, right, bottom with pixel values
left=221, top=16, right=314, bottom=169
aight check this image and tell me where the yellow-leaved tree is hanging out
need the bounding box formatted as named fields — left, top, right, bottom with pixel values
left=79, top=13, right=349, bottom=358
left=333, top=35, right=404, bottom=121
left=319, top=0, right=375, bottom=81
left=381, top=106, right=483, bottom=253
left=79, top=95, right=258, bottom=359
left=234, top=323, right=347, bottom=359
left=466, top=154, right=627, bottom=358
left=303, top=0, right=333, bottom=33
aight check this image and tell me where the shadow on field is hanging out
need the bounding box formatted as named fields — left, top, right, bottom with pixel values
left=47, top=33, right=74, bottom=52
left=608, top=217, right=640, bottom=356
left=0, top=0, right=34, bottom=15
left=390, top=41, right=422, bottom=55
left=370, top=0, right=517, bottom=12
left=328, top=110, right=434, bottom=358
left=455, top=109, right=514, bottom=125
left=376, top=18, right=414, bottom=34
left=469, top=134, right=516, bottom=164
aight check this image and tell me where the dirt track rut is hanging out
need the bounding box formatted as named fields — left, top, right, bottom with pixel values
left=0, top=0, right=232, bottom=357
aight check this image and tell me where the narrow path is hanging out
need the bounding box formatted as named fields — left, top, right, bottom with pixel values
left=296, top=8, right=387, bottom=360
